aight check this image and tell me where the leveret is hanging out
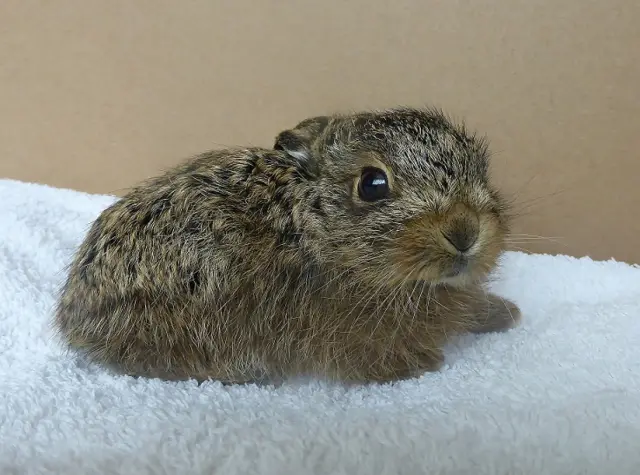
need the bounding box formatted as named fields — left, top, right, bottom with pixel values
left=54, top=107, right=521, bottom=384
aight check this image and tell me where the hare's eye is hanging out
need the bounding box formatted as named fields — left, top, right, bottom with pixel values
left=358, top=167, right=389, bottom=202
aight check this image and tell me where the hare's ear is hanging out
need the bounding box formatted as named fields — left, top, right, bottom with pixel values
left=274, top=116, right=330, bottom=163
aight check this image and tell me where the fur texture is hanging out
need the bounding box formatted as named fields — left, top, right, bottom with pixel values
left=54, top=107, right=521, bottom=384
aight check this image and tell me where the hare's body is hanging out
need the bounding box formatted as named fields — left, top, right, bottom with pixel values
left=55, top=108, right=521, bottom=383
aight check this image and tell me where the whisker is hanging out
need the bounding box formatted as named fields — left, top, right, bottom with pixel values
left=508, top=233, right=565, bottom=240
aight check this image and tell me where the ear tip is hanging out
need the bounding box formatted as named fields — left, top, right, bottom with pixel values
left=274, top=130, right=304, bottom=151
left=274, top=131, right=311, bottom=162
left=273, top=132, right=286, bottom=150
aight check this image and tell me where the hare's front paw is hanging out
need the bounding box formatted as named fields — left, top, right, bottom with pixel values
left=470, top=294, right=522, bottom=334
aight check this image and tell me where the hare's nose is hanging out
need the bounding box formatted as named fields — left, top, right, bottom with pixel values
left=443, top=230, right=477, bottom=252
left=441, top=203, right=480, bottom=253
left=442, top=223, right=478, bottom=253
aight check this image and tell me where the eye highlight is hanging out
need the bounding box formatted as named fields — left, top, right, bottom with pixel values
left=357, top=167, right=390, bottom=202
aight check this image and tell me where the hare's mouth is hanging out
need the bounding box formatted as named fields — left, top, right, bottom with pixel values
left=397, top=255, right=473, bottom=286
left=443, top=255, right=469, bottom=278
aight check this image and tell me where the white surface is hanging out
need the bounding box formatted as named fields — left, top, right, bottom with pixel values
left=0, top=178, right=639, bottom=475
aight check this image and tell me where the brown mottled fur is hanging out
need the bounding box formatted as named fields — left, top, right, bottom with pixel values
left=54, top=107, right=521, bottom=384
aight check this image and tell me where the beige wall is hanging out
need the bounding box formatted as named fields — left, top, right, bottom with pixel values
left=1, top=0, right=638, bottom=263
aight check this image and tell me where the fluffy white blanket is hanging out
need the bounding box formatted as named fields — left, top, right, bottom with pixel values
left=1, top=178, right=639, bottom=475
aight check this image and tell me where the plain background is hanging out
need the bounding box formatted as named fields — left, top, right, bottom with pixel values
left=1, top=0, right=638, bottom=263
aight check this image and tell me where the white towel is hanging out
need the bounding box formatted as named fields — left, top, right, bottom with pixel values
left=0, top=178, right=639, bottom=475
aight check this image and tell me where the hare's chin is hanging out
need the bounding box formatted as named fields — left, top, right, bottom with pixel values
left=401, top=271, right=473, bottom=288
left=423, top=257, right=477, bottom=287
left=437, top=273, right=475, bottom=288
left=399, top=266, right=471, bottom=287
